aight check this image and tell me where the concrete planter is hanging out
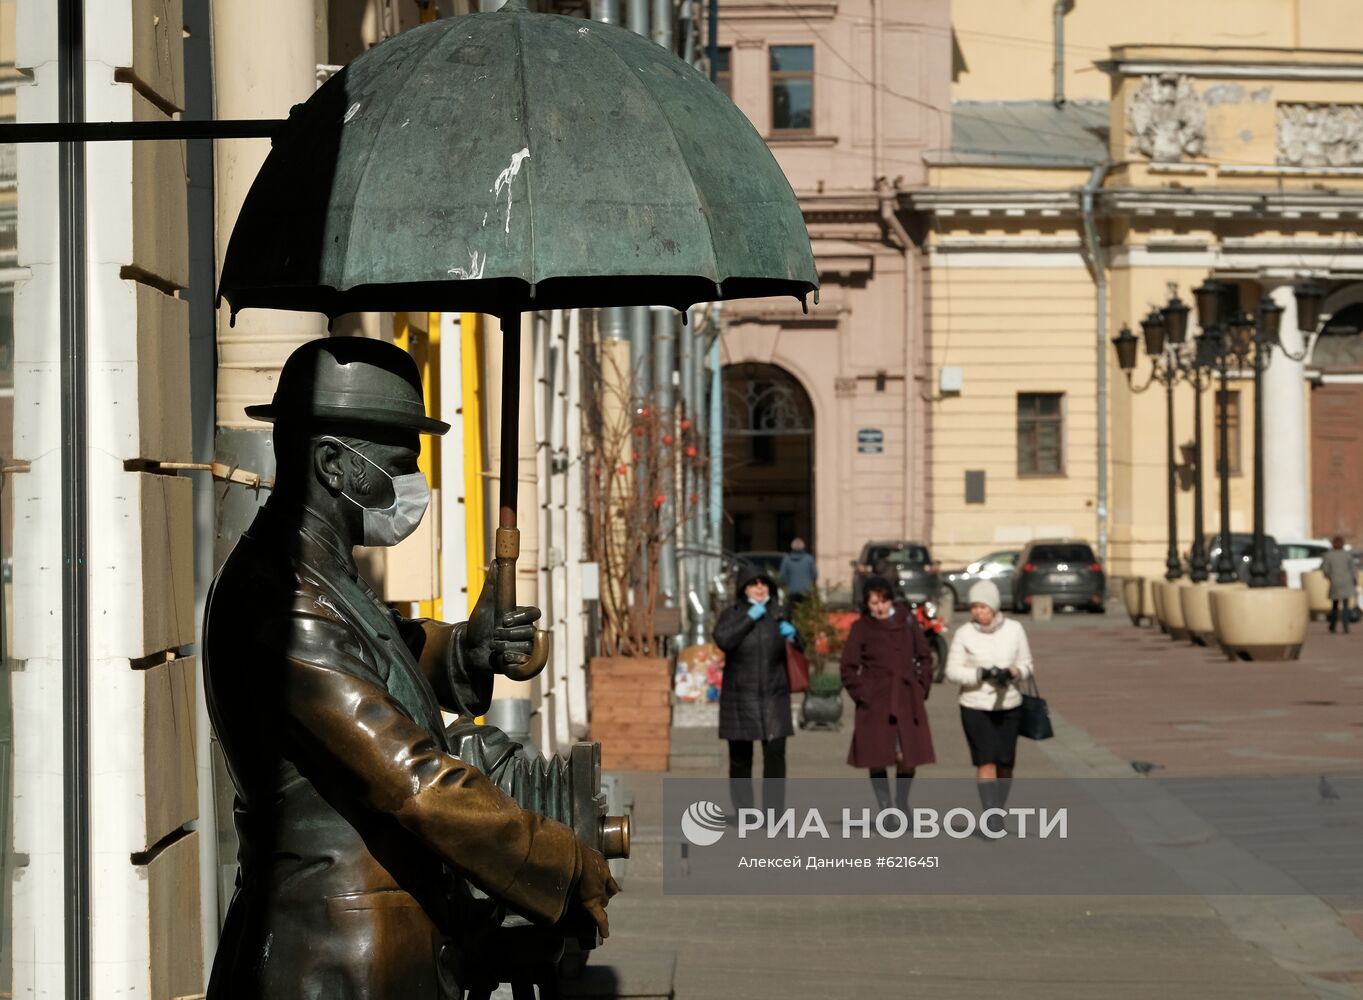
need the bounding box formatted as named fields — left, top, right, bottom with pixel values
left=1179, top=581, right=1242, bottom=646
left=1301, top=570, right=1332, bottom=620
left=1151, top=579, right=1169, bottom=634
left=1157, top=579, right=1192, bottom=641
left=1209, top=588, right=1309, bottom=661
left=1122, top=577, right=1153, bottom=626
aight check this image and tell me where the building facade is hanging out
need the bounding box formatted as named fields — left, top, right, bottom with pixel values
left=714, top=0, right=951, bottom=585
left=917, top=0, right=1363, bottom=578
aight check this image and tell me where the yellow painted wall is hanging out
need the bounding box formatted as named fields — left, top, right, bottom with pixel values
left=950, top=0, right=1349, bottom=103
left=927, top=264, right=1101, bottom=565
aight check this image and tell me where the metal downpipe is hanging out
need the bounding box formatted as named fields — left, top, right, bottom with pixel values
left=1080, top=164, right=1111, bottom=566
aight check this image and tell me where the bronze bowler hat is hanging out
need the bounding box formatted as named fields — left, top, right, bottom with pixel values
left=246, top=337, right=450, bottom=435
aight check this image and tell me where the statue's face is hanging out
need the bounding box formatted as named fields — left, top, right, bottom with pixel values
left=316, top=429, right=421, bottom=509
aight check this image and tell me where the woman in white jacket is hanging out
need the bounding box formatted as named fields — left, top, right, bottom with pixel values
left=944, top=580, right=1034, bottom=818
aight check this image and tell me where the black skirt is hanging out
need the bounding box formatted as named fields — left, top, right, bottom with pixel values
left=960, top=705, right=1022, bottom=767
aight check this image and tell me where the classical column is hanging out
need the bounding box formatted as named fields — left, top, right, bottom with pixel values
left=1263, top=283, right=1309, bottom=540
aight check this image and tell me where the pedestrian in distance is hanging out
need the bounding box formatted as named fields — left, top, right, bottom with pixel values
left=779, top=537, right=818, bottom=610
left=944, top=580, right=1035, bottom=826
left=714, top=565, right=801, bottom=818
left=840, top=576, right=935, bottom=814
left=1322, top=535, right=1356, bottom=635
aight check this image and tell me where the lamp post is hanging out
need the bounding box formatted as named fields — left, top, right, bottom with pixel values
left=1193, top=279, right=1321, bottom=587
left=1112, top=295, right=1200, bottom=581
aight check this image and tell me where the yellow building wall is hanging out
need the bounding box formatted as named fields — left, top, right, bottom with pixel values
left=928, top=264, right=1101, bottom=565
left=951, top=0, right=1348, bottom=103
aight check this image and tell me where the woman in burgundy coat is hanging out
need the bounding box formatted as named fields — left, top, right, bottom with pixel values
left=840, top=576, right=936, bottom=811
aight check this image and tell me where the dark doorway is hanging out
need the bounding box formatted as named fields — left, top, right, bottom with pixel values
left=1311, top=303, right=1363, bottom=542
left=722, top=363, right=814, bottom=555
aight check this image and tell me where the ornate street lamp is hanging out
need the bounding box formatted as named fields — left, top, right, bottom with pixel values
left=1113, top=301, right=1202, bottom=582
left=1209, top=286, right=1314, bottom=587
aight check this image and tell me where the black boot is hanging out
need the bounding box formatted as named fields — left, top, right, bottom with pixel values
left=894, top=772, right=913, bottom=814
left=870, top=770, right=892, bottom=813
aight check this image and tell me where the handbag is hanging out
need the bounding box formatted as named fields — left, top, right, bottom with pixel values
left=785, top=642, right=810, bottom=694
left=1018, top=672, right=1053, bottom=741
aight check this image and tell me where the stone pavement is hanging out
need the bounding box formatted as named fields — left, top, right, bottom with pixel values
left=587, top=608, right=1363, bottom=999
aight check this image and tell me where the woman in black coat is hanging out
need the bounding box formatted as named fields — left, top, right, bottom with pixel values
left=714, top=566, right=798, bottom=815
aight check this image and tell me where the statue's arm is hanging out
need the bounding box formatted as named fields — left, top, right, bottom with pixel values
left=280, top=615, right=578, bottom=922
left=399, top=617, right=493, bottom=718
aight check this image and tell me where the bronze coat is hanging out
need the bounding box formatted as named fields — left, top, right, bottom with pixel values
left=204, top=504, right=582, bottom=1000
left=839, top=608, right=936, bottom=769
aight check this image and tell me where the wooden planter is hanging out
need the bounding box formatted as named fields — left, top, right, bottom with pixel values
left=590, top=656, right=672, bottom=772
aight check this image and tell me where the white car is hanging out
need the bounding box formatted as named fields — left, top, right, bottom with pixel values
left=1278, top=538, right=1333, bottom=589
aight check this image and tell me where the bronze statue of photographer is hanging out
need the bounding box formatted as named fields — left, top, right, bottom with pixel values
left=203, top=338, right=617, bottom=1000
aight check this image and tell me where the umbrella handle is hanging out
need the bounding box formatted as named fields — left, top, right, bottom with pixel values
left=494, top=525, right=551, bottom=681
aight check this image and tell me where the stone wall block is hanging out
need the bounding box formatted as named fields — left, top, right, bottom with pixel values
left=87, top=462, right=195, bottom=660
left=92, top=830, right=202, bottom=1000
left=88, top=265, right=192, bottom=463
left=90, top=655, right=197, bottom=853
left=87, top=70, right=188, bottom=289
left=87, top=0, right=186, bottom=112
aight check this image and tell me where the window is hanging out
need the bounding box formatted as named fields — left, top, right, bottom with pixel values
left=1214, top=389, right=1241, bottom=476
left=769, top=45, right=813, bottom=132
left=714, top=46, right=732, bottom=100
left=1017, top=393, right=1064, bottom=476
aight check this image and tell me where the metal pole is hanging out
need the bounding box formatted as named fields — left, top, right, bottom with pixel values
left=655, top=310, right=678, bottom=606
left=590, top=0, right=621, bottom=22
left=627, top=0, right=649, bottom=36
left=1215, top=360, right=1237, bottom=583
left=1189, top=368, right=1209, bottom=581
left=57, top=0, right=91, bottom=995
left=1248, top=346, right=1269, bottom=587
left=651, top=0, right=673, bottom=49
left=1164, top=369, right=1182, bottom=581
left=709, top=334, right=724, bottom=572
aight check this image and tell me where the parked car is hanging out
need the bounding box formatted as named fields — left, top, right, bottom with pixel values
left=851, top=541, right=942, bottom=605
left=942, top=550, right=1021, bottom=611
left=1014, top=539, right=1106, bottom=613
left=1205, top=533, right=1285, bottom=585
left=1276, top=537, right=1332, bottom=589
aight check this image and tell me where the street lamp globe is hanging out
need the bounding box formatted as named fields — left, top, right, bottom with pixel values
left=1112, top=324, right=1140, bottom=372
left=1193, top=280, right=1225, bottom=332
left=1257, top=297, right=1284, bottom=347
left=1294, top=280, right=1325, bottom=334
left=1141, top=309, right=1167, bottom=356
left=1229, top=312, right=1255, bottom=357
left=1163, top=293, right=1191, bottom=344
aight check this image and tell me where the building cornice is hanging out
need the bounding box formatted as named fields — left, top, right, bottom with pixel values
left=902, top=189, right=1080, bottom=218
left=1099, top=59, right=1363, bottom=81
left=719, top=2, right=837, bottom=22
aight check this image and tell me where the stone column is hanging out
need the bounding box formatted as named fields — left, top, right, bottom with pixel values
left=1263, top=283, right=1309, bottom=541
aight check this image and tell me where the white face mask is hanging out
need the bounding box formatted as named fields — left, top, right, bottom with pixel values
left=324, top=437, right=430, bottom=547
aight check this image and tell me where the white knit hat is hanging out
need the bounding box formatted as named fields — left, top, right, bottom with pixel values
left=968, top=579, right=1001, bottom=612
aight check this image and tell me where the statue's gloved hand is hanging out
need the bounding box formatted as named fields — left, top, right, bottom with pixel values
left=573, top=846, right=621, bottom=939
left=461, top=561, right=541, bottom=675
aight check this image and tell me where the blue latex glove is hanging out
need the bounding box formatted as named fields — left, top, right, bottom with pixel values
left=779, top=621, right=797, bottom=641
left=747, top=602, right=767, bottom=621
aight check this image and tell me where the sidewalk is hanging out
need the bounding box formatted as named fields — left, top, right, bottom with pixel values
left=589, top=610, right=1363, bottom=999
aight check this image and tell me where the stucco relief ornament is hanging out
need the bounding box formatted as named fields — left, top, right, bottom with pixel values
left=1277, top=104, right=1363, bottom=168
left=1127, top=73, right=1206, bottom=162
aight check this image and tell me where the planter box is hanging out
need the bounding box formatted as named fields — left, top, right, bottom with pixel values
left=1209, top=587, right=1309, bottom=661
left=1122, top=577, right=1156, bottom=626
left=1302, top=570, right=1332, bottom=619
left=1151, top=579, right=1168, bottom=634
left=1157, top=580, right=1191, bottom=641
left=590, top=657, right=672, bottom=772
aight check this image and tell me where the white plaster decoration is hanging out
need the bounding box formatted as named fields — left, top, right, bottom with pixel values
left=1262, top=284, right=1309, bottom=540
left=1276, top=103, right=1363, bottom=168
left=1127, top=73, right=1206, bottom=162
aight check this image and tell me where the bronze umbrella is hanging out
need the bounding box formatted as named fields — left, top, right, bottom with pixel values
left=218, top=0, right=818, bottom=677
